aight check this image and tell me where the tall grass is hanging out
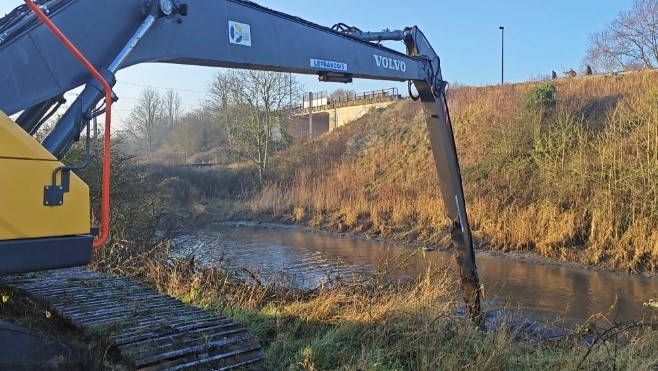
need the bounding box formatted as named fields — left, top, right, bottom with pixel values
left=145, top=257, right=658, bottom=370
left=241, top=70, right=658, bottom=272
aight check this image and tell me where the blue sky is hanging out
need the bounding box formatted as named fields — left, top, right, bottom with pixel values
left=1, top=1, right=634, bottom=126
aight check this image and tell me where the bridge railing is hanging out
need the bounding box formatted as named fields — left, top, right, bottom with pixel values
left=288, top=87, right=401, bottom=112
left=328, top=87, right=399, bottom=105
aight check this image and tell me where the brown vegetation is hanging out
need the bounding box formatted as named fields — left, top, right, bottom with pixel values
left=112, top=253, right=658, bottom=370
left=238, top=70, right=658, bottom=273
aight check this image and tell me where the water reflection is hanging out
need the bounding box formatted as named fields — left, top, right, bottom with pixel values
left=175, top=223, right=658, bottom=323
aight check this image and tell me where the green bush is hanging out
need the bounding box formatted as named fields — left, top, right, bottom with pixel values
left=524, top=83, right=557, bottom=118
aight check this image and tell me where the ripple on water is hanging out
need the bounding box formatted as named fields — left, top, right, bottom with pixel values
left=174, top=224, right=658, bottom=323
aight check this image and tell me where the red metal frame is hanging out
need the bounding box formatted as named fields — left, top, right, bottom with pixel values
left=24, top=0, right=111, bottom=249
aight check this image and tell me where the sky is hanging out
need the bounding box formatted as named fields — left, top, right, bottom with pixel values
left=1, top=1, right=634, bottom=128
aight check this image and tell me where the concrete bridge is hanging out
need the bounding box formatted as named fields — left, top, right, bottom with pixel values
left=288, top=88, right=402, bottom=139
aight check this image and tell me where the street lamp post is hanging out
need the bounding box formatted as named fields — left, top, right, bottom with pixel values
left=499, top=26, right=504, bottom=85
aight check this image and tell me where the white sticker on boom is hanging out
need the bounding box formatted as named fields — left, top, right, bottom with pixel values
left=228, top=21, right=251, bottom=46
left=455, top=195, right=465, bottom=232
left=310, top=59, right=348, bottom=71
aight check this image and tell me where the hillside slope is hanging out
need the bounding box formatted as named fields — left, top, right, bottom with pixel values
left=244, top=70, right=658, bottom=273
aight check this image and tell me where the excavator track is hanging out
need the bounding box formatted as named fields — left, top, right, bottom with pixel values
left=1, top=268, right=264, bottom=370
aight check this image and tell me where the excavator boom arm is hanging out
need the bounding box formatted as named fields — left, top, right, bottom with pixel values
left=1, top=0, right=424, bottom=115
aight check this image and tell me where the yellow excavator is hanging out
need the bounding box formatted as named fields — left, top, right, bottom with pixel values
left=0, top=0, right=482, bottom=321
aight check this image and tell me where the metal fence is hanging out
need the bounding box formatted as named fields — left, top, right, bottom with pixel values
left=290, top=87, right=400, bottom=112
left=328, top=87, right=399, bottom=105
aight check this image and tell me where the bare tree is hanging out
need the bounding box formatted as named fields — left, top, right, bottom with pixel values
left=168, top=107, right=223, bottom=154
left=207, top=77, right=239, bottom=156
left=126, top=87, right=162, bottom=151
left=208, top=70, right=302, bottom=183
left=329, top=88, right=356, bottom=103
left=163, top=89, right=182, bottom=129
left=586, top=0, right=658, bottom=72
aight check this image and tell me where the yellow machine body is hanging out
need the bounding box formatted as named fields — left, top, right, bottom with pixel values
left=0, top=111, right=90, bottom=240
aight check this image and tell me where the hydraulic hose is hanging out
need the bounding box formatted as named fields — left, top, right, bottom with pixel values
left=23, top=0, right=111, bottom=249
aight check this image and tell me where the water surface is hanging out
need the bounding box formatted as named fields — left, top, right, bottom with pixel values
left=176, top=222, right=658, bottom=323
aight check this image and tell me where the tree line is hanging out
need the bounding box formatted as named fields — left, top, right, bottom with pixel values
left=123, top=70, right=303, bottom=184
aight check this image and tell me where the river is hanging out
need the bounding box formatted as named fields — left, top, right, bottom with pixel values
left=175, top=222, right=658, bottom=324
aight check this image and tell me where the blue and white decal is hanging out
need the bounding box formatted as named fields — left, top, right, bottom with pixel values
left=310, top=59, right=348, bottom=72
left=228, top=20, right=251, bottom=46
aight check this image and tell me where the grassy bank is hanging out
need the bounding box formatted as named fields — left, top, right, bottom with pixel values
left=236, top=70, right=658, bottom=273
left=127, top=254, right=658, bottom=370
